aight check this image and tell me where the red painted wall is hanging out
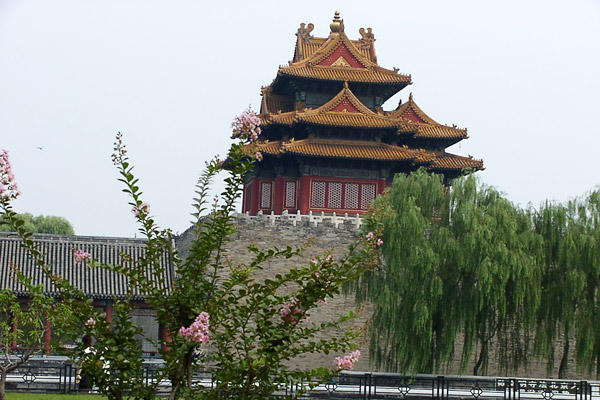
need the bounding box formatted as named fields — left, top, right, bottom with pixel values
left=331, top=98, right=360, bottom=113
left=317, top=43, right=366, bottom=68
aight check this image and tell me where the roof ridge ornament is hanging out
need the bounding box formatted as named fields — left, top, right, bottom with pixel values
left=297, top=22, right=315, bottom=42
left=358, top=27, right=375, bottom=48
left=330, top=10, right=344, bottom=34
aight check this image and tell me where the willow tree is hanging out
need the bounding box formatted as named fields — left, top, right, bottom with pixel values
left=355, top=169, right=541, bottom=375
left=573, top=190, right=600, bottom=376
left=534, top=191, right=600, bottom=378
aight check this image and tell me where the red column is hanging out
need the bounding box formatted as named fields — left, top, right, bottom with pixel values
left=249, top=178, right=259, bottom=215
left=44, top=318, right=52, bottom=355
left=105, top=302, right=113, bottom=324
left=298, top=176, right=311, bottom=214
left=378, top=179, right=387, bottom=194
left=242, top=185, right=248, bottom=213
left=273, top=176, right=284, bottom=214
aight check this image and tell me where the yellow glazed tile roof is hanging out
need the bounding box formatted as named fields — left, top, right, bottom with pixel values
left=429, top=153, right=485, bottom=171
left=260, top=87, right=295, bottom=114
left=282, top=25, right=410, bottom=85
left=261, top=87, right=468, bottom=138
left=255, top=139, right=424, bottom=161
left=392, top=94, right=468, bottom=139
left=263, top=84, right=402, bottom=128
left=252, top=139, right=484, bottom=172
left=278, top=65, right=411, bottom=84
left=398, top=122, right=468, bottom=139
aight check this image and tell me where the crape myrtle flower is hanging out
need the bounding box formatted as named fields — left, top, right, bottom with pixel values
left=74, top=249, right=92, bottom=264
left=231, top=110, right=261, bottom=142
left=132, top=202, right=150, bottom=217
left=334, top=350, right=361, bottom=370
left=179, top=312, right=210, bottom=344
left=0, top=150, right=21, bottom=200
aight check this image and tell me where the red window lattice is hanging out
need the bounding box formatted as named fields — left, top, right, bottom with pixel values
left=285, top=181, right=297, bottom=208
left=345, top=183, right=359, bottom=209
left=361, top=184, right=376, bottom=210
left=310, top=181, right=377, bottom=211
left=328, top=182, right=343, bottom=209
left=260, top=182, right=272, bottom=209
left=310, top=181, right=326, bottom=208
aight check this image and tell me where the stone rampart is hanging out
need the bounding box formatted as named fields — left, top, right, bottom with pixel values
left=176, top=213, right=589, bottom=379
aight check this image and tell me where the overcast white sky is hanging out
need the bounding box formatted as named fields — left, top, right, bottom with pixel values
left=1, top=0, right=599, bottom=238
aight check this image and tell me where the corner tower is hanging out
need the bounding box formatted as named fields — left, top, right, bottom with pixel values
left=242, top=11, right=483, bottom=216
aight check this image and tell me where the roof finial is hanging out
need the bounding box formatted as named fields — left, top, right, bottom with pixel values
left=409, top=92, right=413, bottom=102
left=330, top=10, right=343, bottom=34
left=297, top=22, right=314, bottom=42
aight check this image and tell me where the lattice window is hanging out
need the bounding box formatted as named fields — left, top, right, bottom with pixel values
left=285, top=181, right=297, bottom=208
left=260, top=182, right=272, bottom=209
left=328, top=182, right=343, bottom=209
left=345, top=183, right=359, bottom=209
left=361, top=183, right=376, bottom=209
left=311, top=181, right=326, bottom=208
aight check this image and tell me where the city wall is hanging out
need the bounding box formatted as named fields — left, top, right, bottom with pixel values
left=177, top=212, right=585, bottom=379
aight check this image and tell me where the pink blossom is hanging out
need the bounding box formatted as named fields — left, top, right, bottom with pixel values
left=254, top=151, right=263, bottom=162
left=73, top=249, right=92, bottom=263
left=231, top=110, right=262, bottom=142
left=132, top=202, right=150, bottom=217
left=365, top=232, right=383, bottom=246
left=334, top=350, right=361, bottom=370
left=0, top=150, right=20, bottom=200
left=179, top=311, right=210, bottom=344
left=280, top=298, right=306, bottom=324
left=85, top=318, right=96, bottom=327
left=111, top=132, right=128, bottom=166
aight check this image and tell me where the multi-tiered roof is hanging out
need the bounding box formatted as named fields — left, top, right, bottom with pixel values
left=243, top=12, right=483, bottom=215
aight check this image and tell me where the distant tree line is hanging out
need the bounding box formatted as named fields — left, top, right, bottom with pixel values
left=354, top=169, right=600, bottom=378
left=0, top=213, right=74, bottom=235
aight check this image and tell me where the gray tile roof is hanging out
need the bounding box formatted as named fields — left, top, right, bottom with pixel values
left=0, top=232, right=174, bottom=299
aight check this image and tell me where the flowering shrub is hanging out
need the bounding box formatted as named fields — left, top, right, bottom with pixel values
left=334, top=350, right=361, bottom=370
left=280, top=298, right=306, bottom=324
left=1, top=111, right=379, bottom=400
left=0, top=285, right=65, bottom=400
left=365, top=231, right=383, bottom=247
left=179, top=312, right=210, bottom=344
left=231, top=110, right=261, bottom=142
left=73, top=249, right=92, bottom=263
left=0, top=150, right=20, bottom=200
left=131, top=202, right=150, bottom=217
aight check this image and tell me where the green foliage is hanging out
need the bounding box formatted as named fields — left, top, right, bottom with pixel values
left=0, top=212, right=74, bottom=235
left=356, top=169, right=600, bottom=378
left=6, top=394, right=106, bottom=400
left=0, top=283, right=70, bottom=400
left=354, top=169, right=541, bottom=375
left=1, top=118, right=375, bottom=399
left=533, top=192, right=600, bottom=378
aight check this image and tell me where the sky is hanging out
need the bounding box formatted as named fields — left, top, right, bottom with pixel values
left=1, top=0, right=599, bottom=238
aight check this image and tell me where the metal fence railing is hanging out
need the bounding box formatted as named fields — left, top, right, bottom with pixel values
left=3, top=359, right=599, bottom=400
